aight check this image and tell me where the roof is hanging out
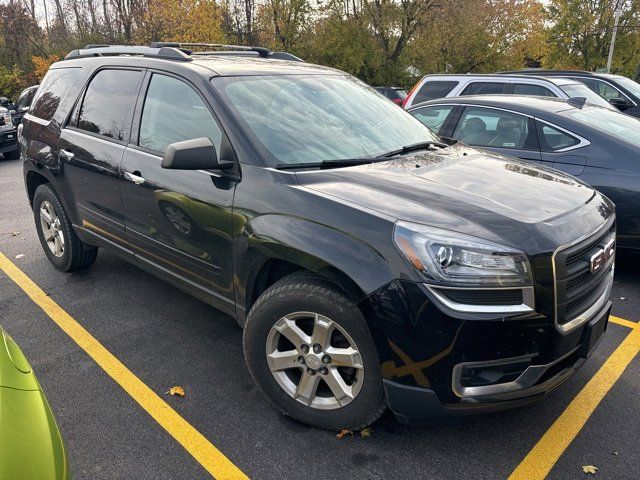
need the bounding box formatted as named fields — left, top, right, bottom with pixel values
left=409, top=94, right=578, bottom=116
left=422, top=73, right=583, bottom=86
left=59, top=43, right=342, bottom=77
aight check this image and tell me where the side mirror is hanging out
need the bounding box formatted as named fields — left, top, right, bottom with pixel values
left=609, top=98, right=630, bottom=110
left=161, top=137, right=234, bottom=171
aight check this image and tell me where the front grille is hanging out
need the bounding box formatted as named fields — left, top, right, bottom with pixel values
left=553, top=220, right=615, bottom=326
left=438, top=288, right=523, bottom=306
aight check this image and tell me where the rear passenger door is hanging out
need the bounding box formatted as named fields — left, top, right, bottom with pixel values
left=58, top=68, right=144, bottom=253
left=120, top=72, right=237, bottom=315
left=451, top=106, right=541, bottom=163
left=536, top=120, right=587, bottom=176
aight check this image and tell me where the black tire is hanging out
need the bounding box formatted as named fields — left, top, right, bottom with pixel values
left=33, top=184, right=98, bottom=272
left=243, top=273, right=386, bottom=430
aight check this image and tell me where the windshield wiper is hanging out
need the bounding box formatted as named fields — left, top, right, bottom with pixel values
left=275, top=157, right=390, bottom=170
left=379, top=140, right=449, bottom=158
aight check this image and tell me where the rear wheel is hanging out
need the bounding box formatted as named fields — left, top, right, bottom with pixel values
left=33, top=184, right=98, bottom=271
left=243, top=274, right=385, bottom=430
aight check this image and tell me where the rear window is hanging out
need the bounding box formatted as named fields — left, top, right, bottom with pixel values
left=461, top=82, right=507, bottom=95
left=413, top=81, right=458, bottom=104
left=30, top=68, right=80, bottom=121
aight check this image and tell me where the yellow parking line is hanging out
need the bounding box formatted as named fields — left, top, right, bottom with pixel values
left=610, top=315, right=639, bottom=329
left=0, top=253, right=248, bottom=480
left=508, top=321, right=640, bottom=480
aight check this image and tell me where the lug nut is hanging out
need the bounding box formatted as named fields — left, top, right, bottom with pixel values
left=312, top=344, right=322, bottom=354
left=306, top=368, right=316, bottom=375
left=301, top=344, right=309, bottom=354
left=319, top=367, right=328, bottom=375
left=297, top=356, right=305, bottom=365
left=322, top=355, right=331, bottom=364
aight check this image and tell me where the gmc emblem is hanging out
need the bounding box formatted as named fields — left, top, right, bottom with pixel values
left=589, top=238, right=615, bottom=273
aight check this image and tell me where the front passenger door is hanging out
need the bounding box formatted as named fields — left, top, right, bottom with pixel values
left=120, top=72, right=238, bottom=315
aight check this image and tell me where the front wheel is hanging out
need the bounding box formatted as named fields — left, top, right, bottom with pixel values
left=243, top=274, right=385, bottom=430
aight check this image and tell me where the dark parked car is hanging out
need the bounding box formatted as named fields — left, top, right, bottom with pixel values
left=20, top=43, right=614, bottom=429
left=0, top=105, right=18, bottom=159
left=500, top=70, right=640, bottom=117
left=374, top=86, right=407, bottom=105
left=13, top=85, right=39, bottom=125
left=408, top=95, right=640, bottom=251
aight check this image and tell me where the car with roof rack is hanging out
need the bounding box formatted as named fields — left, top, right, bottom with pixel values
left=19, top=42, right=615, bottom=429
left=498, top=69, right=640, bottom=118
left=402, top=73, right=615, bottom=111
left=407, top=94, right=640, bottom=251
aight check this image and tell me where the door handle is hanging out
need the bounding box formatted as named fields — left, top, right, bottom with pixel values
left=124, top=171, right=145, bottom=185
left=59, top=149, right=74, bottom=160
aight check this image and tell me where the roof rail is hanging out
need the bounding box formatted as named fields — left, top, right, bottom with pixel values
left=497, top=69, right=594, bottom=75
left=64, top=42, right=303, bottom=63
left=65, top=45, right=191, bottom=61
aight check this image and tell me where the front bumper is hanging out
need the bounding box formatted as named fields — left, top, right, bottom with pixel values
left=381, top=298, right=610, bottom=424
left=0, top=129, right=18, bottom=153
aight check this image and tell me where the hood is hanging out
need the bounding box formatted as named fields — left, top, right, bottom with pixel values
left=295, top=145, right=613, bottom=254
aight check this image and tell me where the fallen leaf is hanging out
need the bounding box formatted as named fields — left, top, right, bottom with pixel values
left=582, top=465, right=598, bottom=475
left=10, top=231, right=19, bottom=236
left=619, top=297, right=626, bottom=300
left=612, top=451, right=618, bottom=456
left=360, top=427, right=372, bottom=438
left=336, top=429, right=353, bottom=439
left=168, top=386, right=185, bottom=397
left=15, top=254, right=24, bottom=259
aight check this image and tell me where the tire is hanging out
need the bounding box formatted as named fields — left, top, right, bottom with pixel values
left=33, top=184, right=98, bottom=272
left=243, top=273, right=386, bottom=430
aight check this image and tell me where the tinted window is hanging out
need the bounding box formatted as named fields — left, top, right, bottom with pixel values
left=513, top=84, right=555, bottom=97
left=538, top=124, right=580, bottom=151
left=410, top=105, right=454, bottom=134
left=77, top=69, right=143, bottom=141
left=139, top=74, right=222, bottom=154
left=461, top=82, right=507, bottom=95
left=453, top=106, right=537, bottom=149
left=376, top=87, right=407, bottom=100
left=589, top=79, right=625, bottom=100
left=414, top=81, right=458, bottom=103
left=30, top=69, right=80, bottom=121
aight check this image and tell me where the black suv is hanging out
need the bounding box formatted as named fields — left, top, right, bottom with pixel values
left=20, top=43, right=615, bottom=429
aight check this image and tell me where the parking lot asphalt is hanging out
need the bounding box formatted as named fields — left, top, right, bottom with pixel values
left=1, top=156, right=638, bottom=480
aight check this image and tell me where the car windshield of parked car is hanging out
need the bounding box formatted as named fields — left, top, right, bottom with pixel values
left=564, top=106, right=640, bottom=147
left=558, top=83, right=613, bottom=109
left=613, top=76, right=640, bottom=99
left=212, top=75, right=439, bottom=165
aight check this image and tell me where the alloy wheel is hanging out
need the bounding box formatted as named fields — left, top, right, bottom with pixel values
left=40, top=200, right=65, bottom=257
left=265, top=311, right=364, bottom=410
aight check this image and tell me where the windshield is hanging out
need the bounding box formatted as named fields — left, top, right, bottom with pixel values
left=613, top=76, right=640, bottom=99
left=563, top=106, right=640, bottom=147
left=212, top=75, right=438, bottom=165
left=559, top=83, right=613, bottom=109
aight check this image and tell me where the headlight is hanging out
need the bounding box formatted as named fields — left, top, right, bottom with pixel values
left=393, top=221, right=532, bottom=287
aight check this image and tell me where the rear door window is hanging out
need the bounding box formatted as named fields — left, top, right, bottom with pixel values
left=30, top=68, right=80, bottom=121
left=453, top=106, right=538, bottom=150
left=76, top=69, right=143, bottom=142
left=410, top=105, right=455, bottom=134
left=460, top=82, right=507, bottom=95
left=413, top=81, right=458, bottom=104
left=513, top=84, right=556, bottom=97
left=138, top=74, right=222, bottom=154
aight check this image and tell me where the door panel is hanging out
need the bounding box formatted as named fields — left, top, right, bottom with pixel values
left=58, top=128, right=129, bottom=248
left=120, top=148, right=237, bottom=312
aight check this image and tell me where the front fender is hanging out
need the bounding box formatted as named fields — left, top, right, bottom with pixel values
left=235, top=213, right=396, bottom=317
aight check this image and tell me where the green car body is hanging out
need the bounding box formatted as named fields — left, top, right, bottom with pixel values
left=0, top=327, right=69, bottom=480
